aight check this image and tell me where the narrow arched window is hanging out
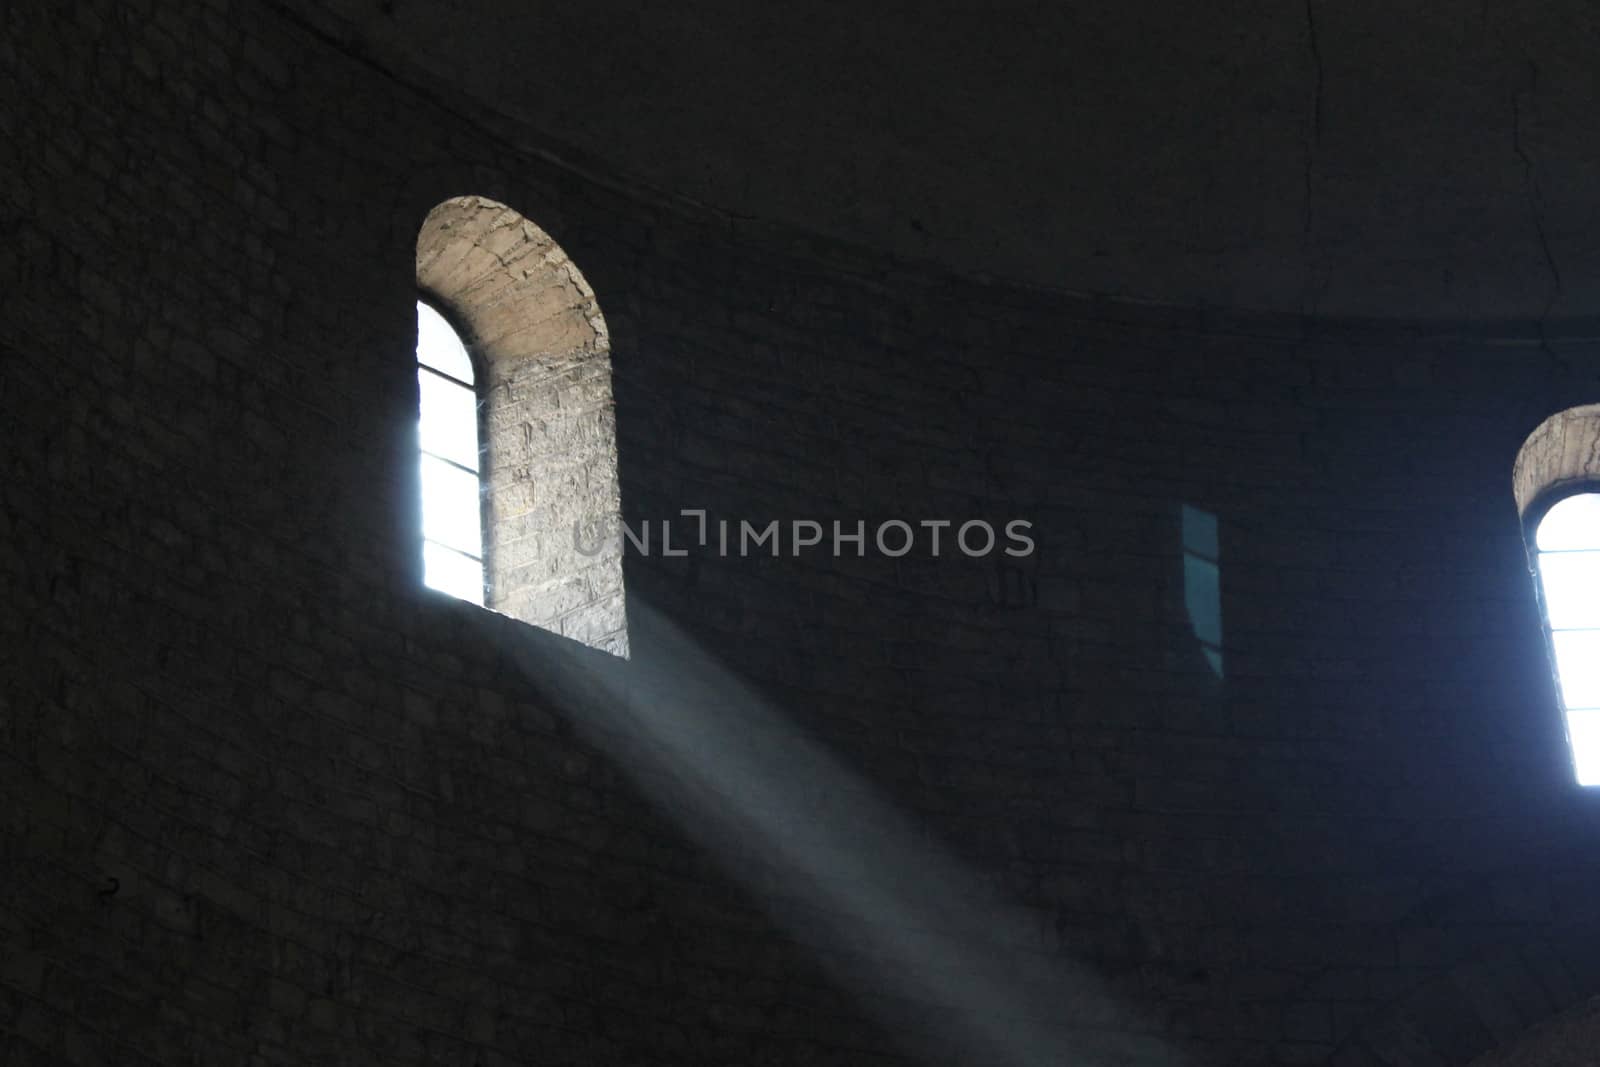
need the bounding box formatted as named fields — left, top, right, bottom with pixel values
left=415, top=299, right=485, bottom=605
left=1515, top=404, right=1600, bottom=784
left=1531, top=492, right=1600, bottom=784
left=415, top=196, right=628, bottom=656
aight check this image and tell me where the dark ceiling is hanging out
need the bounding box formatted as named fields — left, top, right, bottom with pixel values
left=300, top=0, right=1600, bottom=321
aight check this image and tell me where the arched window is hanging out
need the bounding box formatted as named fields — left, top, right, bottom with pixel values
left=1529, top=493, right=1600, bottom=784
left=414, top=196, right=628, bottom=656
left=1514, top=404, right=1600, bottom=785
left=416, top=299, right=485, bottom=605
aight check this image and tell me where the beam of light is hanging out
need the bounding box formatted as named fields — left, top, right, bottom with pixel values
left=495, top=597, right=1188, bottom=1066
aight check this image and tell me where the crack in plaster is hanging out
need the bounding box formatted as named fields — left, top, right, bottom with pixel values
left=1511, top=60, right=1569, bottom=375
left=1300, top=0, right=1325, bottom=318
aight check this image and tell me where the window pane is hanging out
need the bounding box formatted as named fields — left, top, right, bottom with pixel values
left=1552, top=630, right=1600, bottom=709
left=1536, top=493, right=1600, bottom=552
left=417, top=300, right=474, bottom=382
left=419, top=452, right=483, bottom=557
left=1567, top=710, right=1600, bottom=786
left=423, top=540, right=484, bottom=605
left=1539, top=549, right=1600, bottom=631
left=418, top=369, right=480, bottom=471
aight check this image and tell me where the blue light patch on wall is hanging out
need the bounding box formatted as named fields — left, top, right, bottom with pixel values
left=1182, top=504, right=1223, bottom=678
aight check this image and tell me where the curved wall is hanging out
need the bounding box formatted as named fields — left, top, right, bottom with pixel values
left=7, top=3, right=1600, bottom=1065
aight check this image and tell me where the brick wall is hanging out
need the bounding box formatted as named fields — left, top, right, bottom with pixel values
left=6, top=2, right=1600, bottom=1064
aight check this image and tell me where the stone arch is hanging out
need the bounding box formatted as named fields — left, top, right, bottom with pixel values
left=417, top=195, right=627, bottom=655
left=1512, top=404, right=1600, bottom=524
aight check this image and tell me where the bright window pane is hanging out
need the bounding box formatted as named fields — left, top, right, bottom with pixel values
left=416, top=299, right=483, bottom=607
left=417, top=301, right=474, bottom=382
left=418, top=369, right=480, bottom=471
left=419, top=453, right=483, bottom=557
left=1552, top=630, right=1600, bottom=710
left=423, top=540, right=484, bottom=605
left=1567, top=711, right=1600, bottom=786
left=1538, top=550, right=1600, bottom=630
left=1536, top=492, right=1600, bottom=551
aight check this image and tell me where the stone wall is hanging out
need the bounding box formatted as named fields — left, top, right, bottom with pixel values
left=6, top=2, right=1600, bottom=1065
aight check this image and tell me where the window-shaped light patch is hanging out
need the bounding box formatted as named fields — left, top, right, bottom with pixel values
left=1535, top=492, right=1600, bottom=785
left=1182, top=504, right=1224, bottom=678
left=416, top=300, right=484, bottom=605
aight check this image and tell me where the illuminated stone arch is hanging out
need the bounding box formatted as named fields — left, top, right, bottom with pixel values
left=416, top=195, right=627, bottom=656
